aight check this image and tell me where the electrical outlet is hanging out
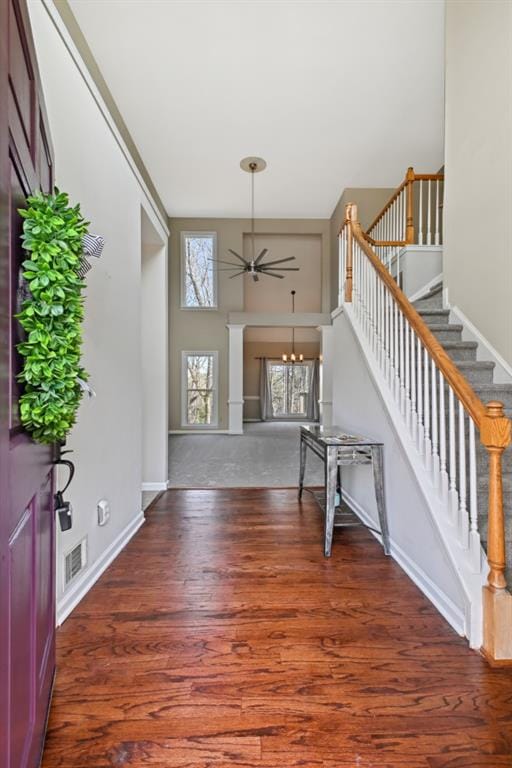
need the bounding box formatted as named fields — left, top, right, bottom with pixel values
left=97, top=499, right=110, bottom=526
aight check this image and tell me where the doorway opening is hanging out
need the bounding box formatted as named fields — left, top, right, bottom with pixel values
left=266, top=359, right=314, bottom=419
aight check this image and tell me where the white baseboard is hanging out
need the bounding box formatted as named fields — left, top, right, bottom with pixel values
left=142, top=481, right=167, bottom=491
left=57, top=511, right=145, bottom=625
left=448, top=302, right=512, bottom=385
left=169, top=429, right=230, bottom=435
left=341, top=488, right=466, bottom=637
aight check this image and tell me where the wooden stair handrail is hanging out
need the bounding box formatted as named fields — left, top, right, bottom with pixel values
left=343, top=203, right=511, bottom=593
left=367, top=166, right=445, bottom=239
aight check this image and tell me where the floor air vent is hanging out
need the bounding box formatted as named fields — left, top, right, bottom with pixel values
left=64, top=538, right=87, bottom=588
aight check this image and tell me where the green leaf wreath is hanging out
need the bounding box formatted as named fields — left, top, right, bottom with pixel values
left=16, top=189, right=89, bottom=444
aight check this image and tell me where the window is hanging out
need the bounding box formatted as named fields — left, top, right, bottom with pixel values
left=268, top=361, right=312, bottom=418
left=181, top=351, right=218, bottom=427
left=181, top=231, right=217, bottom=308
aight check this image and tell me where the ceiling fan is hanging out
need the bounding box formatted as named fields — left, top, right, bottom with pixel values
left=210, top=157, right=300, bottom=282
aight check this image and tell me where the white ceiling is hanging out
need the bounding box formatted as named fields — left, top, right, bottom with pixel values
left=68, top=0, right=445, bottom=219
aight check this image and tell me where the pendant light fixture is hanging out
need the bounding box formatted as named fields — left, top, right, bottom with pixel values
left=282, top=290, right=303, bottom=364
left=209, top=157, right=300, bottom=281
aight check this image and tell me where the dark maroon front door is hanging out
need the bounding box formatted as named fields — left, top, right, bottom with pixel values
left=0, top=1, right=56, bottom=766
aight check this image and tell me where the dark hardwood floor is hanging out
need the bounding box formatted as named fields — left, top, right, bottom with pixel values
left=42, top=489, right=512, bottom=767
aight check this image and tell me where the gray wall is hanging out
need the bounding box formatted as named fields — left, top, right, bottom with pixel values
left=444, top=0, right=512, bottom=366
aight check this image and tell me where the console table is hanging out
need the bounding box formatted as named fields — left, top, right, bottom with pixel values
left=298, top=424, right=391, bottom=558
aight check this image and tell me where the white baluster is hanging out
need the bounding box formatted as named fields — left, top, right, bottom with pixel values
left=394, top=303, right=399, bottom=403
left=386, top=290, right=392, bottom=385
left=431, top=359, right=440, bottom=485
left=439, top=370, right=449, bottom=501
left=458, top=403, right=469, bottom=548
left=405, top=319, right=411, bottom=429
left=388, top=292, right=393, bottom=385
left=399, top=311, right=405, bottom=416
left=424, top=348, right=431, bottom=469
left=362, top=255, right=367, bottom=333
left=402, top=187, right=406, bottom=242
left=427, top=179, right=432, bottom=245
left=418, top=179, right=423, bottom=245
left=370, top=263, right=375, bottom=351
left=338, top=233, right=343, bottom=306
left=435, top=179, right=440, bottom=246
left=379, top=280, right=386, bottom=374
left=396, top=195, right=400, bottom=270
left=448, top=387, right=459, bottom=521
left=468, top=419, right=481, bottom=571
left=410, top=327, right=417, bottom=441
left=417, top=338, right=424, bottom=453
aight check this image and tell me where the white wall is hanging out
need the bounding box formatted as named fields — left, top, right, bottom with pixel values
left=444, top=0, right=512, bottom=366
left=331, top=309, right=468, bottom=634
left=29, top=1, right=169, bottom=620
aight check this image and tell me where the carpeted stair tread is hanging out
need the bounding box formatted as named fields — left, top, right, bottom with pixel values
left=442, top=341, right=478, bottom=361
left=454, top=361, right=495, bottom=386
left=417, top=309, right=451, bottom=324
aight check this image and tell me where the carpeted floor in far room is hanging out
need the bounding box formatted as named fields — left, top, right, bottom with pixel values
left=169, top=421, right=325, bottom=488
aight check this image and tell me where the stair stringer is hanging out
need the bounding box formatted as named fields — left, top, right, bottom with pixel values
left=332, top=304, right=487, bottom=648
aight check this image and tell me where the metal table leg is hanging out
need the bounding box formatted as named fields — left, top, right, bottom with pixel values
left=298, top=433, right=307, bottom=500
left=324, top=445, right=338, bottom=557
left=371, top=445, right=391, bottom=555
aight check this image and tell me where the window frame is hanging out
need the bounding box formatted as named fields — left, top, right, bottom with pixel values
left=180, top=231, right=218, bottom=310
left=267, top=358, right=313, bottom=420
left=181, top=350, right=219, bottom=428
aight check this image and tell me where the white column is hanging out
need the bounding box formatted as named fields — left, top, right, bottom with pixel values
left=226, top=324, right=245, bottom=435
left=318, top=325, right=333, bottom=428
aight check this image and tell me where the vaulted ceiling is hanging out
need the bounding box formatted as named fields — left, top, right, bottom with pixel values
left=68, top=0, right=445, bottom=219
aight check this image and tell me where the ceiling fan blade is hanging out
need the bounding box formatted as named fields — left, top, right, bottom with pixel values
left=228, top=270, right=247, bottom=279
left=261, top=271, right=284, bottom=279
left=254, top=248, right=268, bottom=265
left=259, top=256, right=296, bottom=267
left=228, top=249, right=249, bottom=266
left=209, top=258, right=243, bottom=267
left=217, top=267, right=248, bottom=271
left=261, top=267, right=300, bottom=271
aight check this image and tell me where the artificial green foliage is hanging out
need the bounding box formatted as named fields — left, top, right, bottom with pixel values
left=16, top=189, right=89, bottom=444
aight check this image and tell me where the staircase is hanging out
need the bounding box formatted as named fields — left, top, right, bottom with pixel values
left=336, top=174, right=512, bottom=659
left=414, top=282, right=512, bottom=586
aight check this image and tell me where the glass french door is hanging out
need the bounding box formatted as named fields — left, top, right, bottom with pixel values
left=268, top=361, right=312, bottom=418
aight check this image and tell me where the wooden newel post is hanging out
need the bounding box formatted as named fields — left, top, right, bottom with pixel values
left=482, top=401, right=512, bottom=661
left=480, top=401, right=511, bottom=591
left=344, top=203, right=356, bottom=303
left=405, top=166, right=415, bottom=244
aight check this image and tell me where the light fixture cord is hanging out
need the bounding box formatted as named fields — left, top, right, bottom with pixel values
left=291, top=291, right=295, bottom=354
left=251, top=167, right=255, bottom=263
